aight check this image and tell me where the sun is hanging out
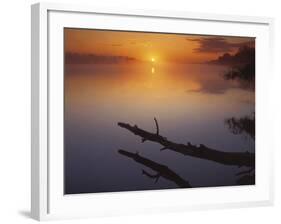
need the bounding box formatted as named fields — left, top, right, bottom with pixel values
left=151, top=57, right=155, bottom=62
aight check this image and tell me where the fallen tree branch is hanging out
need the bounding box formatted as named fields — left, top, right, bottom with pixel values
left=236, top=167, right=254, bottom=176
left=236, top=174, right=255, bottom=185
left=154, top=117, right=159, bottom=135
left=118, top=149, right=191, bottom=188
left=118, top=121, right=255, bottom=167
left=142, top=169, right=160, bottom=183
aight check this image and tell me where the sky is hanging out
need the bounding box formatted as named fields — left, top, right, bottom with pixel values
left=64, top=28, right=255, bottom=64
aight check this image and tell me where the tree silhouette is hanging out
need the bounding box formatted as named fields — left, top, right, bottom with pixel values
left=225, top=113, right=255, bottom=140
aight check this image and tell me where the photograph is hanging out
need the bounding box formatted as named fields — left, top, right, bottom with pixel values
left=64, top=28, right=255, bottom=194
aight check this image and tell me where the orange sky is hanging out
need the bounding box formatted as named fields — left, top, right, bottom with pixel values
left=64, top=28, right=254, bottom=64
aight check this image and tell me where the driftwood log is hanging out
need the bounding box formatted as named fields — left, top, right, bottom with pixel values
left=118, top=149, right=191, bottom=188
left=118, top=119, right=255, bottom=168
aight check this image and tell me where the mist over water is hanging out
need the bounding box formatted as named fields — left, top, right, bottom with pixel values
left=64, top=62, right=255, bottom=194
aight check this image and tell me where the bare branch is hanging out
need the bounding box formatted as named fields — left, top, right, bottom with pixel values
left=119, top=149, right=191, bottom=188
left=118, top=121, right=255, bottom=167
left=142, top=170, right=160, bottom=183
left=154, top=117, right=159, bottom=135
left=236, top=167, right=254, bottom=176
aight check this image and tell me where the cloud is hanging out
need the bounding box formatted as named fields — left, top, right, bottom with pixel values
left=65, top=52, right=136, bottom=64
left=111, top=44, right=123, bottom=47
left=209, top=45, right=255, bottom=66
left=186, top=79, right=253, bottom=95
left=187, top=87, right=227, bottom=94
left=186, top=80, right=233, bottom=94
left=187, top=37, right=254, bottom=53
left=129, top=41, right=152, bottom=47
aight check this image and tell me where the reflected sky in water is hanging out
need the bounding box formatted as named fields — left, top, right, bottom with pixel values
left=64, top=63, right=255, bottom=194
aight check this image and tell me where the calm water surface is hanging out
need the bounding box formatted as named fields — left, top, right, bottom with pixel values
left=64, top=62, right=255, bottom=194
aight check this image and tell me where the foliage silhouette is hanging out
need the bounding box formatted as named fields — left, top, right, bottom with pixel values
left=225, top=114, right=255, bottom=140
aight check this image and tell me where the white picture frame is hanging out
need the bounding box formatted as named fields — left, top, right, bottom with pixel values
left=31, top=2, right=274, bottom=221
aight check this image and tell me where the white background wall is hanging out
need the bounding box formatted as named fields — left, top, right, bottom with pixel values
left=0, top=0, right=280, bottom=223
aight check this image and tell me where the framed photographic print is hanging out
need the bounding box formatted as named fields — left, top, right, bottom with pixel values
left=31, top=2, right=274, bottom=221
